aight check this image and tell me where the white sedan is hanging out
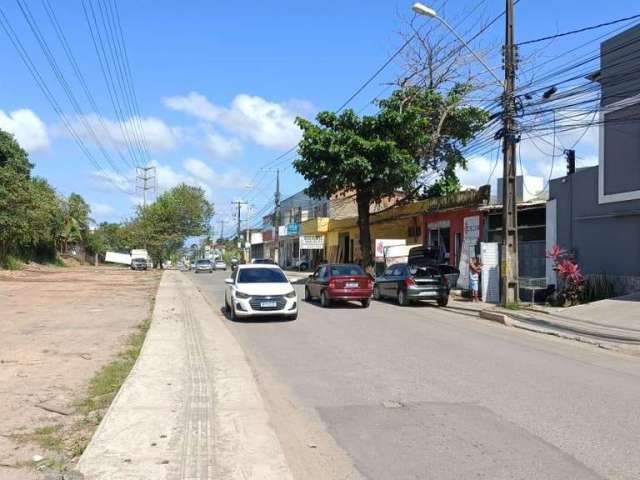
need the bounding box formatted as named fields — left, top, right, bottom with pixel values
left=224, top=264, right=298, bottom=321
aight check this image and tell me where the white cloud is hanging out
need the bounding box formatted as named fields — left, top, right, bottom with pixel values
left=66, top=114, right=181, bottom=152
left=164, top=92, right=304, bottom=150
left=182, top=157, right=247, bottom=189
left=203, top=131, right=242, bottom=159
left=164, top=92, right=218, bottom=121
left=89, top=170, right=134, bottom=193
left=90, top=202, right=116, bottom=217
left=0, top=109, right=49, bottom=152
left=456, top=154, right=500, bottom=189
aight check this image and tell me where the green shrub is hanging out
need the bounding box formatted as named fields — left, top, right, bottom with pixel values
left=2, top=255, right=23, bottom=270
left=581, top=275, right=615, bottom=303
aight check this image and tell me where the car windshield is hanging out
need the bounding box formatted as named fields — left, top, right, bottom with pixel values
left=329, top=265, right=365, bottom=276
left=238, top=268, right=287, bottom=283
left=197, top=260, right=211, bottom=265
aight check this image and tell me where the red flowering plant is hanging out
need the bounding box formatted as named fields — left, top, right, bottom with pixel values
left=547, top=245, right=584, bottom=305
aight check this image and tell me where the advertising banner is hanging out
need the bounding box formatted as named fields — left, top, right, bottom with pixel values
left=299, top=235, right=325, bottom=250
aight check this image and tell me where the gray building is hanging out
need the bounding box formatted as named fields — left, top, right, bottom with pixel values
left=548, top=24, right=640, bottom=293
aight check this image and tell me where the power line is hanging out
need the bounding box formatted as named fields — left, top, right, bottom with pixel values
left=517, top=14, right=640, bottom=46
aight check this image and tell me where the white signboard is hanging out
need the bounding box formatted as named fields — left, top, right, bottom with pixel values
left=250, top=232, right=263, bottom=245
left=299, top=235, right=325, bottom=250
left=278, top=225, right=287, bottom=237
left=481, top=242, right=500, bottom=303
left=375, top=239, right=406, bottom=261
left=457, top=216, right=481, bottom=289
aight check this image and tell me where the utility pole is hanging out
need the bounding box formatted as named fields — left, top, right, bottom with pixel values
left=231, top=200, right=248, bottom=255
left=136, top=166, right=156, bottom=207
left=262, top=168, right=281, bottom=265
left=218, top=219, right=226, bottom=241
left=501, top=0, right=519, bottom=305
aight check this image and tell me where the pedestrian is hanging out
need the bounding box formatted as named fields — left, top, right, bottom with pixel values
left=469, top=256, right=482, bottom=302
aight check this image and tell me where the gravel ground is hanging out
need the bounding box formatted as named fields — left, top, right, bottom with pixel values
left=0, top=265, right=160, bottom=479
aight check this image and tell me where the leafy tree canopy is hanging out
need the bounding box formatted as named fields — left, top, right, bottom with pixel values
left=294, top=86, right=488, bottom=266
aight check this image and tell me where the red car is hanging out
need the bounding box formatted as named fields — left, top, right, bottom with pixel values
left=305, top=263, right=374, bottom=308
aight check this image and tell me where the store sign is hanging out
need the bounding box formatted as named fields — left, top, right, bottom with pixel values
left=463, top=216, right=480, bottom=239
left=286, top=223, right=299, bottom=236
left=375, top=239, right=406, bottom=261
left=278, top=225, right=287, bottom=237
left=299, top=235, right=325, bottom=250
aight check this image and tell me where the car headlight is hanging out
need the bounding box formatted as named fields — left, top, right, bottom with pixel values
left=285, top=290, right=296, bottom=298
left=235, top=291, right=250, bottom=299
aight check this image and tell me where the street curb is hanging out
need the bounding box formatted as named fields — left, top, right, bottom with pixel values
left=479, top=310, right=512, bottom=325
left=476, top=308, right=640, bottom=357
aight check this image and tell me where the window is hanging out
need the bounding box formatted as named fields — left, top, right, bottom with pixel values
left=237, top=268, right=288, bottom=283
left=329, top=265, right=365, bottom=276
left=391, top=266, right=405, bottom=277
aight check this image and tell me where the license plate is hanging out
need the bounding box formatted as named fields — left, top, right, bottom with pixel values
left=346, top=282, right=359, bottom=288
left=260, top=301, right=277, bottom=308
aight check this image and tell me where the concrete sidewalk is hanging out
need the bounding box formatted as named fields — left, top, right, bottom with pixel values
left=77, top=270, right=293, bottom=479
left=446, top=295, right=640, bottom=355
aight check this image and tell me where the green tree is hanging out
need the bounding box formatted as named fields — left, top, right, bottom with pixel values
left=132, top=184, right=213, bottom=267
left=0, top=130, right=61, bottom=262
left=294, top=86, right=487, bottom=267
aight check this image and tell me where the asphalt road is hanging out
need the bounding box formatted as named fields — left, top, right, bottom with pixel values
left=189, top=270, right=640, bottom=480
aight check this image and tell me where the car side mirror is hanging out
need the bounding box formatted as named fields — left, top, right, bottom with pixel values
left=224, top=278, right=234, bottom=285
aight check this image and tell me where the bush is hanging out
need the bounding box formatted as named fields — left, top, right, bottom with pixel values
left=581, top=275, right=615, bottom=303
left=2, top=255, right=23, bottom=270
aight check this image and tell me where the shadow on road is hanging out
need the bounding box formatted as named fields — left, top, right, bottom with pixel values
left=219, top=306, right=295, bottom=323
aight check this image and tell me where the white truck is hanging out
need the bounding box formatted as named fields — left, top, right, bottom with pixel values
left=105, top=249, right=150, bottom=270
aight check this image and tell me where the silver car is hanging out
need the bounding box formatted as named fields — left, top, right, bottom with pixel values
left=214, top=260, right=227, bottom=270
left=195, top=259, right=213, bottom=273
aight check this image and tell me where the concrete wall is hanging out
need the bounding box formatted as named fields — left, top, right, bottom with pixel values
left=550, top=167, right=640, bottom=281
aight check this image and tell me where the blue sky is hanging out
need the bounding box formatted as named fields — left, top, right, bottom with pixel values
left=1, top=0, right=638, bottom=233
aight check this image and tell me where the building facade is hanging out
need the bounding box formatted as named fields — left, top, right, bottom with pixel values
left=549, top=24, right=640, bottom=293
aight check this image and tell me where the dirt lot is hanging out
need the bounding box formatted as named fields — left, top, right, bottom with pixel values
left=0, top=264, right=160, bottom=479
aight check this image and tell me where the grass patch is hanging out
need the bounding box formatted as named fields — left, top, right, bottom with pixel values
left=11, top=424, right=64, bottom=453
left=504, top=302, right=521, bottom=310
left=78, top=317, right=151, bottom=415
left=2, top=255, right=24, bottom=270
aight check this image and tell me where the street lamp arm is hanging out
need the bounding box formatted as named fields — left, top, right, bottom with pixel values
left=435, top=15, right=504, bottom=87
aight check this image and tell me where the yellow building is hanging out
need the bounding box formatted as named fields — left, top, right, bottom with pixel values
left=301, top=202, right=425, bottom=264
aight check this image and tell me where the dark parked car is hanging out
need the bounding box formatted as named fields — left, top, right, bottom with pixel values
left=131, top=257, right=148, bottom=271
left=305, top=263, right=374, bottom=308
left=252, top=258, right=274, bottom=264
left=373, top=246, right=459, bottom=307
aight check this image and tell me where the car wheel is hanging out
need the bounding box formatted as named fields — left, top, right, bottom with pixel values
left=361, top=298, right=371, bottom=308
left=320, top=290, right=331, bottom=308
left=437, top=295, right=449, bottom=307
left=373, top=285, right=382, bottom=300
left=299, top=263, right=308, bottom=272
left=304, top=286, right=312, bottom=302
left=398, top=289, right=410, bottom=306
left=229, top=302, right=237, bottom=321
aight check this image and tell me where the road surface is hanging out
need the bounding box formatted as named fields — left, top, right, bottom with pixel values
left=190, top=270, right=640, bottom=480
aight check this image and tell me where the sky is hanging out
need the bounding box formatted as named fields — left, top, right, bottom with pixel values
left=1, top=0, right=639, bottom=234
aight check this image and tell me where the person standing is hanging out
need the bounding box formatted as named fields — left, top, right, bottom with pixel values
left=469, top=256, right=482, bottom=302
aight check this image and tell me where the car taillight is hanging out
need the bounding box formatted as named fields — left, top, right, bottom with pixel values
left=329, top=279, right=337, bottom=288
left=442, top=275, right=449, bottom=286
left=368, top=279, right=374, bottom=289
left=404, top=277, right=416, bottom=287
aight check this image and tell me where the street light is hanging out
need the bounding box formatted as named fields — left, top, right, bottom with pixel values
left=411, top=1, right=520, bottom=305
left=411, top=3, right=504, bottom=87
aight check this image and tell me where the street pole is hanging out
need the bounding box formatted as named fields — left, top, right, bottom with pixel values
left=273, top=169, right=281, bottom=265
left=501, top=0, right=519, bottom=305
left=218, top=219, right=226, bottom=241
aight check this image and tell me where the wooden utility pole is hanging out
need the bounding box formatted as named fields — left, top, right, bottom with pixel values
left=501, top=0, right=519, bottom=305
